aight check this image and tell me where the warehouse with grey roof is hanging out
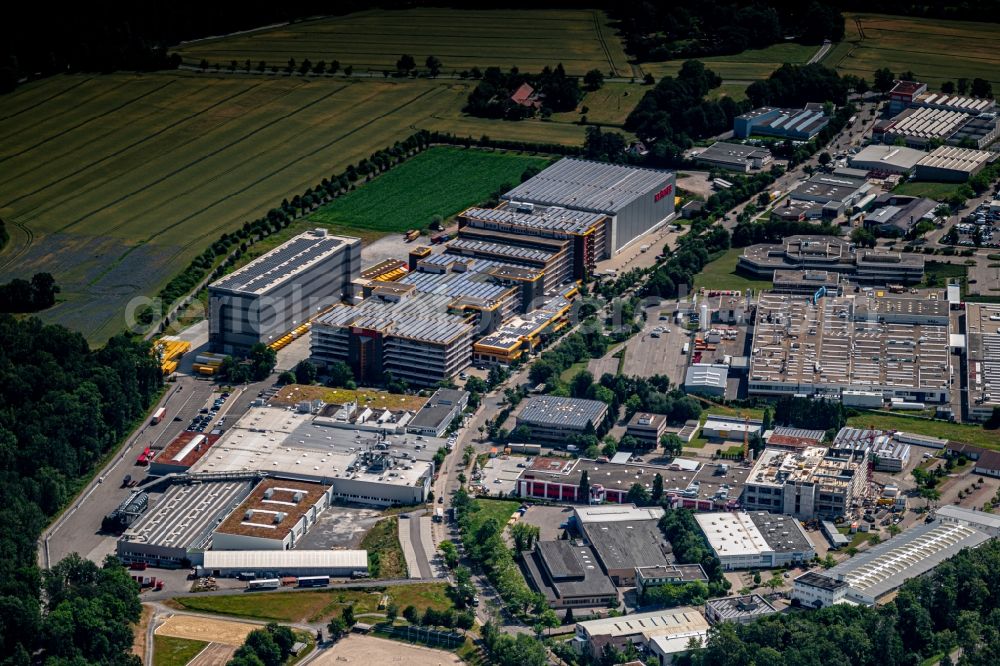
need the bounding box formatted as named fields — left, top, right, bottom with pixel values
left=515, top=396, right=609, bottom=443
left=502, top=158, right=675, bottom=254
left=209, top=229, right=360, bottom=355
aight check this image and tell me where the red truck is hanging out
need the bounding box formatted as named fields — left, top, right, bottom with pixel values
left=131, top=575, right=164, bottom=591
left=135, top=447, right=152, bottom=466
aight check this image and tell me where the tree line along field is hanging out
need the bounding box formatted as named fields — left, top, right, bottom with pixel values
left=0, top=72, right=583, bottom=344
left=826, top=13, right=1000, bottom=88
left=172, top=8, right=631, bottom=77
left=307, top=146, right=550, bottom=237
left=642, top=42, right=820, bottom=81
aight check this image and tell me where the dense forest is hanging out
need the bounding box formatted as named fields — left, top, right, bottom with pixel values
left=0, top=315, right=163, bottom=663
left=0, top=272, right=59, bottom=313
left=612, top=1, right=845, bottom=62
left=681, top=540, right=1000, bottom=666
left=839, top=0, right=1000, bottom=23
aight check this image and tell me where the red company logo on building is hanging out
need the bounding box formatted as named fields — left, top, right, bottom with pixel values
left=653, top=184, right=673, bottom=203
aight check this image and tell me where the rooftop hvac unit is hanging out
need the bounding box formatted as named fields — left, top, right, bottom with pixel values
left=273, top=512, right=286, bottom=524
left=245, top=510, right=254, bottom=520
left=293, top=492, right=303, bottom=503
left=263, top=488, right=274, bottom=499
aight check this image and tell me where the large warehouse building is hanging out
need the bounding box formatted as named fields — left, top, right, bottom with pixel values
left=196, top=549, right=368, bottom=578
left=793, top=520, right=992, bottom=606
left=694, top=511, right=815, bottom=570
left=514, top=396, right=609, bottom=444
left=208, top=229, right=360, bottom=355
left=965, top=303, right=1000, bottom=422
left=734, top=106, right=829, bottom=140
left=914, top=146, right=995, bottom=182
left=848, top=145, right=926, bottom=175
left=747, top=291, right=952, bottom=404
left=501, top=158, right=676, bottom=254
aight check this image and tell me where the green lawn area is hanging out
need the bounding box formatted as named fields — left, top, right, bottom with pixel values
left=153, top=635, right=207, bottom=666
left=464, top=498, right=521, bottom=536
left=551, top=82, right=645, bottom=127
left=706, top=83, right=749, bottom=102
left=173, top=583, right=453, bottom=624
left=892, top=181, right=965, bottom=201
left=922, top=261, right=967, bottom=288
left=360, top=517, right=407, bottom=579
left=847, top=413, right=1000, bottom=449
left=560, top=360, right=591, bottom=383
left=307, top=146, right=550, bottom=236
left=704, top=405, right=766, bottom=420
left=645, top=42, right=817, bottom=80
left=693, top=248, right=774, bottom=293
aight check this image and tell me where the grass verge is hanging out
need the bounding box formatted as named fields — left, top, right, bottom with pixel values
left=360, top=517, right=407, bottom=579
left=847, top=413, right=1000, bottom=449
left=693, top=248, right=773, bottom=292
left=153, top=635, right=207, bottom=666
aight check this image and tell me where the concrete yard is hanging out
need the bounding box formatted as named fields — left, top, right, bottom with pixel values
left=519, top=505, right=575, bottom=542
left=479, top=456, right=531, bottom=497
left=590, top=300, right=693, bottom=384
left=315, top=634, right=462, bottom=665
left=294, top=505, right=384, bottom=550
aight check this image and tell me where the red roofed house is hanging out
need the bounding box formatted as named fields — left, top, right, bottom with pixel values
left=510, top=82, right=541, bottom=108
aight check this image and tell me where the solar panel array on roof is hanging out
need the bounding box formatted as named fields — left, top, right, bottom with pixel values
left=316, top=293, right=472, bottom=344
left=461, top=206, right=606, bottom=234
left=501, top=158, right=671, bottom=213
left=211, top=230, right=350, bottom=295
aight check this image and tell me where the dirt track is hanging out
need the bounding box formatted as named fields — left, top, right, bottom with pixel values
left=314, top=634, right=461, bottom=665
left=188, top=642, right=237, bottom=666
left=155, top=615, right=256, bottom=646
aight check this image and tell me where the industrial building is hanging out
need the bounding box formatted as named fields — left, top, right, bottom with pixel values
left=196, top=549, right=368, bottom=578
left=514, top=396, right=609, bottom=444
left=887, top=80, right=928, bottom=113
left=186, top=406, right=436, bottom=506
left=457, top=205, right=609, bottom=280
left=581, top=518, right=672, bottom=585
left=771, top=269, right=841, bottom=295
left=747, top=291, right=951, bottom=404
left=769, top=199, right=825, bottom=222
left=704, top=595, right=778, bottom=625
left=521, top=541, right=618, bottom=609
left=213, top=479, right=329, bottom=551
left=792, top=520, right=992, bottom=606
left=444, top=233, right=572, bottom=294
left=208, top=229, right=360, bottom=355
left=117, top=479, right=256, bottom=567
left=472, top=295, right=572, bottom=367
left=763, top=426, right=827, bottom=450
left=862, top=194, right=939, bottom=236
left=829, top=428, right=911, bottom=472
left=788, top=173, right=871, bottom=217
left=501, top=158, right=676, bottom=254
left=635, top=564, right=709, bottom=595
left=945, top=113, right=1000, bottom=148
left=573, top=608, right=710, bottom=663
left=684, top=364, right=729, bottom=397
left=734, top=106, right=830, bottom=140
left=738, top=235, right=925, bottom=284
left=933, top=505, right=1000, bottom=537
left=741, top=446, right=869, bottom=520
left=966, top=303, right=1000, bottom=422
left=148, top=432, right=221, bottom=476
left=914, top=146, right=995, bottom=182
left=848, top=145, right=926, bottom=175
left=912, top=91, right=995, bottom=115
left=694, top=142, right=773, bottom=172
left=700, top=416, right=763, bottom=440
left=516, top=457, right=706, bottom=505
left=406, top=388, right=468, bottom=437
left=625, top=413, right=667, bottom=447
left=313, top=252, right=569, bottom=386
left=694, top=511, right=815, bottom=570
left=875, top=107, right=1000, bottom=149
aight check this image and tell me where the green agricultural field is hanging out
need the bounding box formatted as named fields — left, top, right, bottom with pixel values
left=846, top=413, right=1000, bottom=450
left=693, top=248, right=774, bottom=293
left=644, top=42, right=818, bottom=81
left=307, top=147, right=550, bottom=237
left=828, top=14, right=1000, bottom=87
left=0, top=71, right=574, bottom=344
left=152, top=635, right=207, bottom=666
left=892, top=181, right=966, bottom=201
left=551, top=81, right=646, bottom=127
left=172, top=8, right=630, bottom=76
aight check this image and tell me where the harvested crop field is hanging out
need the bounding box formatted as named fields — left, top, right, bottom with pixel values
left=186, top=643, right=236, bottom=666
left=0, top=72, right=577, bottom=344
left=314, top=634, right=462, bottom=666
left=173, top=8, right=630, bottom=76
left=155, top=615, right=256, bottom=646
left=828, top=14, right=1000, bottom=87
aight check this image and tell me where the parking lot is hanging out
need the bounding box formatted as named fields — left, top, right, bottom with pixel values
left=477, top=455, right=530, bottom=497
left=589, top=301, right=692, bottom=384
left=519, top=504, right=575, bottom=541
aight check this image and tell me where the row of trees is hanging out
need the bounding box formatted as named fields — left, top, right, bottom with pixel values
left=731, top=217, right=841, bottom=247
left=464, top=64, right=582, bottom=120
left=0, top=315, right=163, bottom=661
left=219, top=343, right=277, bottom=383
left=642, top=224, right=731, bottom=299
left=0, top=271, right=59, bottom=312
left=613, top=2, right=844, bottom=62
left=659, top=509, right=730, bottom=596
left=155, top=130, right=437, bottom=326
left=773, top=396, right=847, bottom=432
